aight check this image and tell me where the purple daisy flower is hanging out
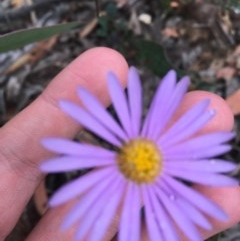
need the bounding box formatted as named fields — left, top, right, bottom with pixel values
left=41, top=67, right=237, bottom=241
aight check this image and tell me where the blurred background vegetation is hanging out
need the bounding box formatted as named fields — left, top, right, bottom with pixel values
left=1, top=0, right=240, bottom=240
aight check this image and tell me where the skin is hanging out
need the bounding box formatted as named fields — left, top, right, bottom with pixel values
left=0, top=47, right=239, bottom=241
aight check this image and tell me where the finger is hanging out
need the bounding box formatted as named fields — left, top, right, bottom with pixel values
left=163, top=91, right=237, bottom=240
left=192, top=186, right=240, bottom=240
left=140, top=90, right=236, bottom=241
left=26, top=90, right=235, bottom=241
left=0, top=47, right=128, bottom=239
left=171, top=90, right=234, bottom=134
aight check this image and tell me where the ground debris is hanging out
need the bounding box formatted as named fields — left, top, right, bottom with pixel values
left=154, top=1, right=240, bottom=84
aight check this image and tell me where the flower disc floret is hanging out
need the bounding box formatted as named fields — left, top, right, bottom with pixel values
left=117, top=138, right=162, bottom=183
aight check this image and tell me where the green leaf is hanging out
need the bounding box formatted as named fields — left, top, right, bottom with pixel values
left=0, top=21, right=81, bottom=53
left=96, top=16, right=109, bottom=37
left=227, top=0, right=240, bottom=10
left=134, top=40, right=171, bottom=77
left=106, top=3, right=117, bottom=17
left=160, top=0, right=172, bottom=9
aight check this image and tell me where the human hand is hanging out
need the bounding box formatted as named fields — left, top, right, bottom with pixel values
left=0, top=47, right=239, bottom=241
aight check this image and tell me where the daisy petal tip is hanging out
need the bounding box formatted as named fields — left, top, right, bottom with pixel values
left=59, top=99, right=71, bottom=112
left=39, top=159, right=54, bottom=173
left=228, top=163, right=238, bottom=172
left=76, top=86, right=87, bottom=98
left=60, top=220, right=71, bottom=231
left=230, top=131, right=236, bottom=139
left=168, top=69, right=176, bottom=75
left=41, top=137, right=58, bottom=149
left=165, top=69, right=176, bottom=80
left=228, top=178, right=239, bottom=186
left=39, top=162, right=47, bottom=172
left=202, top=98, right=211, bottom=105
left=180, top=76, right=191, bottom=86
left=76, top=87, right=94, bottom=106
left=58, top=99, right=66, bottom=106
left=213, top=205, right=229, bottom=222
left=220, top=211, right=229, bottom=222
left=198, top=98, right=211, bottom=111
left=107, top=72, right=120, bottom=90
left=107, top=71, right=117, bottom=81
left=41, top=138, right=50, bottom=148
left=129, top=66, right=139, bottom=77
left=205, top=223, right=213, bottom=231
left=40, top=160, right=58, bottom=173
left=129, top=66, right=137, bottom=72
left=48, top=196, right=61, bottom=207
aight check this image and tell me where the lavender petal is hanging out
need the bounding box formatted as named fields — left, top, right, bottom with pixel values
left=119, top=183, right=134, bottom=241
left=129, top=185, right=141, bottom=241
left=119, top=183, right=141, bottom=241
left=142, top=185, right=164, bottom=241
left=161, top=180, right=212, bottom=230
left=41, top=138, right=115, bottom=157
left=89, top=180, right=125, bottom=241
left=164, top=175, right=228, bottom=221
left=41, top=155, right=115, bottom=173
left=61, top=170, right=117, bottom=230
left=141, top=70, right=176, bottom=138
left=74, top=176, right=123, bottom=241
left=59, top=100, right=121, bottom=147
left=159, top=99, right=210, bottom=144
left=164, top=159, right=237, bottom=173
left=77, top=87, right=128, bottom=141
left=148, top=188, right=180, bottom=241
left=164, top=132, right=235, bottom=153
left=107, top=72, right=132, bottom=137
left=165, top=167, right=238, bottom=186
left=127, top=67, right=142, bottom=137
left=163, top=144, right=231, bottom=159
left=49, top=167, right=114, bottom=206
left=149, top=76, right=190, bottom=140
left=159, top=109, right=215, bottom=147
left=154, top=185, right=202, bottom=241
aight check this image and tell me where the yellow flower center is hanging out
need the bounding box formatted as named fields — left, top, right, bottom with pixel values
left=117, top=139, right=162, bottom=184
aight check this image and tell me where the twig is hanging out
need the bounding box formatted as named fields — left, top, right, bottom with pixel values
left=95, top=0, right=100, bottom=17
left=25, top=0, right=38, bottom=25
left=0, top=0, right=76, bottom=23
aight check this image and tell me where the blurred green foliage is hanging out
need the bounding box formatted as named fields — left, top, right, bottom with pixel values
left=95, top=3, right=170, bottom=77
left=0, top=2, right=171, bottom=77
left=134, top=40, right=170, bottom=77
left=215, top=0, right=240, bottom=10
left=227, top=0, right=240, bottom=10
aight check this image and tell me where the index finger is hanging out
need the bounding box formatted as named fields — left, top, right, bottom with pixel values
left=0, top=47, right=128, bottom=239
